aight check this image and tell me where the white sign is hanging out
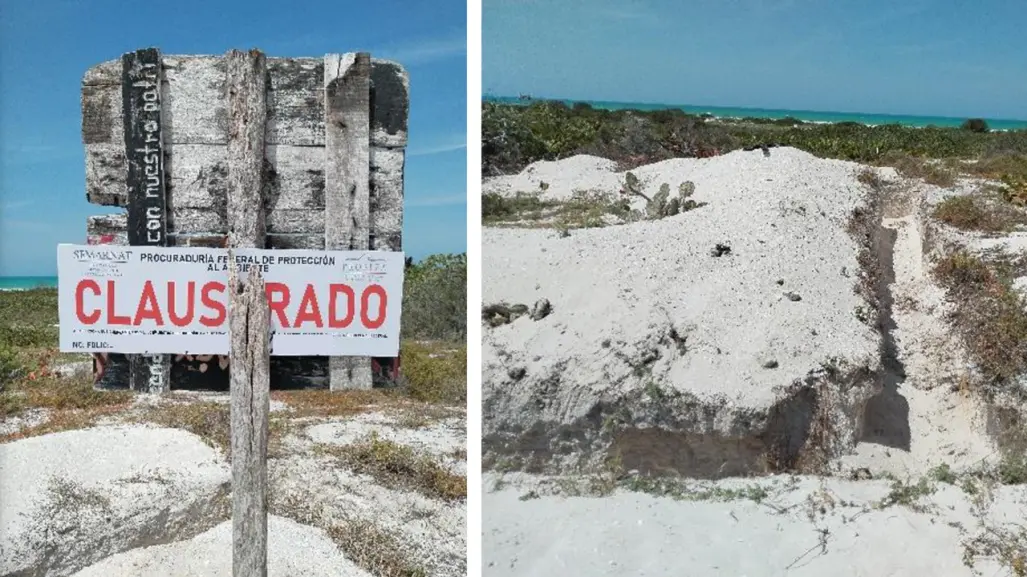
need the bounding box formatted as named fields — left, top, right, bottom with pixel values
left=57, top=244, right=404, bottom=357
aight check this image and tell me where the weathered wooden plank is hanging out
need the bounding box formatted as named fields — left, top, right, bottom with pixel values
left=88, top=144, right=327, bottom=209
left=82, top=57, right=407, bottom=147
left=325, top=52, right=373, bottom=392
left=167, top=208, right=322, bottom=235
left=84, top=144, right=127, bottom=205
left=262, top=145, right=325, bottom=209
left=86, top=213, right=128, bottom=245
left=122, top=47, right=171, bottom=394
left=370, top=147, right=404, bottom=252
left=163, top=56, right=228, bottom=145
left=266, top=58, right=322, bottom=146
left=229, top=264, right=270, bottom=577
left=369, top=60, right=410, bottom=148
left=88, top=216, right=326, bottom=251
left=367, top=92, right=406, bottom=385
left=225, top=49, right=268, bottom=249
left=265, top=233, right=324, bottom=250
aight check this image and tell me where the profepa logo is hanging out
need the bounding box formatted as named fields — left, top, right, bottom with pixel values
left=72, top=279, right=390, bottom=330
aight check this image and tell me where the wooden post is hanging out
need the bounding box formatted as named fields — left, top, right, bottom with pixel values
left=325, top=52, right=373, bottom=391
left=225, top=49, right=268, bottom=249
left=225, top=48, right=270, bottom=577
left=122, top=47, right=171, bottom=393
left=229, top=263, right=270, bottom=577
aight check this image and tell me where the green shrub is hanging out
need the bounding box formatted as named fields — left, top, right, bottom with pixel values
left=401, top=253, right=466, bottom=342
left=0, top=341, right=23, bottom=392
left=962, top=118, right=990, bottom=133
left=399, top=341, right=466, bottom=404
left=482, top=100, right=1027, bottom=174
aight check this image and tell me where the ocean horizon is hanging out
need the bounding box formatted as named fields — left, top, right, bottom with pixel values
left=0, top=276, right=58, bottom=291
left=484, top=95, right=1027, bottom=131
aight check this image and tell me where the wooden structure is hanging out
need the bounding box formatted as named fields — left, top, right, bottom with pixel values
left=81, top=47, right=408, bottom=392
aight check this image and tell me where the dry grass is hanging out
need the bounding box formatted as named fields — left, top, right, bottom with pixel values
left=317, top=432, right=466, bottom=501
left=131, top=400, right=293, bottom=458
left=932, top=195, right=1027, bottom=233
left=856, top=167, right=886, bottom=190
left=963, top=525, right=1027, bottom=577
left=270, top=492, right=429, bottom=577
left=879, top=152, right=957, bottom=187
left=325, top=519, right=429, bottom=577
left=934, top=251, right=1027, bottom=385
left=0, top=364, right=133, bottom=442
left=0, top=404, right=126, bottom=443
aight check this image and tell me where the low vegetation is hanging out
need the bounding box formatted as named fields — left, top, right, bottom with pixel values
left=933, top=251, right=1027, bottom=387
left=932, top=195, right=1027, bottom=233
left=485, top=100, right=1027, bottom=171
left=482, top=100, right=1027, bottom=201
left=317, top=432, right=466, bottom=501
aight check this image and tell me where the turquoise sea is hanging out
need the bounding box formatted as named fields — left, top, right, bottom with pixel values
left=485, top=95, right=1027, bottom=131
left=0, top=276, right=58, bottom=291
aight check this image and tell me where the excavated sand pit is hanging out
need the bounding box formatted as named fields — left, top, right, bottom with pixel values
left=483, top=148, right=891, bottom=477
left=483, top=149, right=1027, bottom=481
left=482, top=150, right=1027, bottom=576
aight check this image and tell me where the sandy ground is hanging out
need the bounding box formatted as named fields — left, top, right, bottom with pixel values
left=481, top=150, right=1026, bottom=575
left=72, top=516, right=372, bottom=577
left=484, top=472, right=1027, bottom=577
left=0, top=395, right=467, bottom=577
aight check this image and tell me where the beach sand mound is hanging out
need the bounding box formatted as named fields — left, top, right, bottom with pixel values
left=70, top=515, right=370, bottom=577
left=482, top=147, right=893, bottom=477
left=0, top=425, right=230, bottom=577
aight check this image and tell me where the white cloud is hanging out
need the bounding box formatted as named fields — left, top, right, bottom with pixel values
left=374, top=34, right=466, bottom=66
left=407, top=194, right=467, bottom=207
left=0, top=200, right=32, bottom=211
left=408, top=142, right=467, bottom=157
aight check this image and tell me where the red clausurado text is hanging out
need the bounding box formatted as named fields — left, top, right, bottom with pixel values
left=72, top=279, right=388, bottom=330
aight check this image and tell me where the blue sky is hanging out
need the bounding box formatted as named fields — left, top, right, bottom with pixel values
left=484, top=0, right=1027, bottom=120
left=0, top=0, right=466, bottom=277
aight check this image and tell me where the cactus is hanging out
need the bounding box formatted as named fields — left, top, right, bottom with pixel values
left=622, top=172, right=651, bottom=202
left=679, top=181, right=695, bottom=198
left=625, top=172, right=641, bottom=194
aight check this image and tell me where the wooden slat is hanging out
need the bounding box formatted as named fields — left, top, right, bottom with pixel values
left=369, top=60, right=409, bottom=149
left=325, top=52, right=372, bottom=391
left=82, top=57, right=407, bottom=147
left=122, top=47, right=172, bottom=394
left=168, top=207, right=323, bottom=234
